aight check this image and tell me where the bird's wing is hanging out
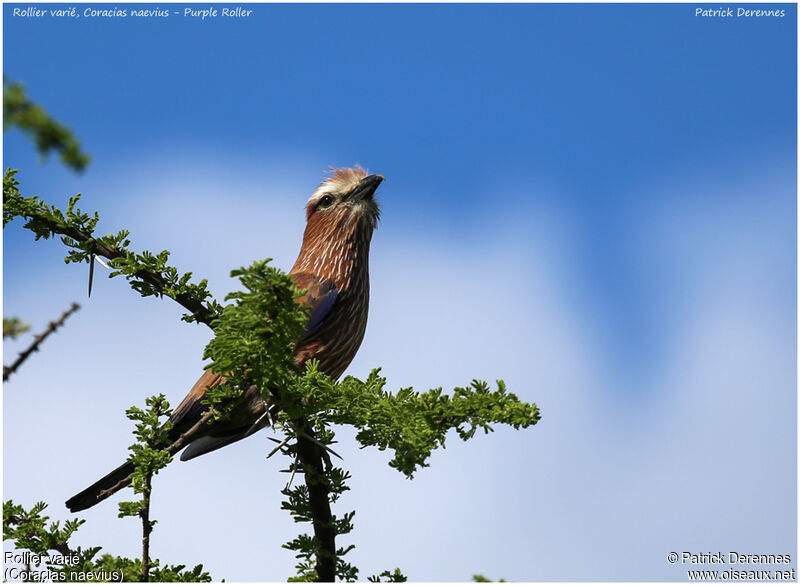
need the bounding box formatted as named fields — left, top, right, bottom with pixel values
left=169, top=368, right=225, bottom=432
left=167, top=274, right=334, bottom=436
left=291, top=272, right=339, bottom=340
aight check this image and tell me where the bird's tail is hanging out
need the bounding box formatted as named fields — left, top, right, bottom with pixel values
left=65, top=460, right=135, bottom=513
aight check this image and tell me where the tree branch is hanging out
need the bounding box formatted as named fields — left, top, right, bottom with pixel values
left=139, top=471, right=153, bottom=582
left=295, top=426, right=336, bottom=582
left=97, top=409, right=218, bottom=501
left=23, top=213, right=216, bottom=327
left=3, top=80, right=91, bottom=172
left=4, top=170, right=221, bottom=328
left=3, top=302, right=80, bottom=381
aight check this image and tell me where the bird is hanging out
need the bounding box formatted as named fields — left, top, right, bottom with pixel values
left=66, top=167, right=383, bottom=513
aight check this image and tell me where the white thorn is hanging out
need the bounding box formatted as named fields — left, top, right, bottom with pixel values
left=285, top=457, right=299, bottom=490
left=94, top=255, right=112, bottom=270
left=266, top=435, right=292, bottom=459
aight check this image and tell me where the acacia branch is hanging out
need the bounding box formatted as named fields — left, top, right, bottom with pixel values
left=163, top=410, right=218, bottom=458
left=3, top=80, right=91, bottom=172
left=3, top=302, right=80, bottom=381
left=295, top=425, right=336, bottom=582
left=140, top=468, right=152, bottom=582
left=4, top=506, right=75, bottom=558
left=23, top=212, right=216, bottom=328
left=97, top=409, right=218, bottom=501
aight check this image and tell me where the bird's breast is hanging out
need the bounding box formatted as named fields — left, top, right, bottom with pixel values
left=294, top=269, right=370, bottom=380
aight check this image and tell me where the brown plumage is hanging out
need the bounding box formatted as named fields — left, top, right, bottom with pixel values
left=66, top=167, right=383, bottom=513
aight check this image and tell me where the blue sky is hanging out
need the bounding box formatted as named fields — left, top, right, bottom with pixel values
left=3, top=3, right=797, bottom=581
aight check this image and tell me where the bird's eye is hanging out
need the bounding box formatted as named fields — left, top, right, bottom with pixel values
left=317, top=195, right=335, bottom=210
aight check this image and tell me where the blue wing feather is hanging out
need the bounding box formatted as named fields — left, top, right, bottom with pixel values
left=291, top=273, right=338, bottom=340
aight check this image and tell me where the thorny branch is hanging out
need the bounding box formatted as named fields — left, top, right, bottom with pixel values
left=17, top=212, right=217, bottom=328
left=296, top=429, right=336, bottom=582
left=3, top=302, right=80, bottom=381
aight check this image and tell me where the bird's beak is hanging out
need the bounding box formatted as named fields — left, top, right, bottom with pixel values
left=349, top=174, right=384, bottom=202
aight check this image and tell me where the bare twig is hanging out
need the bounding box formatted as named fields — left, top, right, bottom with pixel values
left=3, top=302, right=80, bottom=381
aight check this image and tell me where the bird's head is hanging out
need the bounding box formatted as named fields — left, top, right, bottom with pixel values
left=304, top=166, right=383, bottom=238
left=294, top=166, right=383, bottom=286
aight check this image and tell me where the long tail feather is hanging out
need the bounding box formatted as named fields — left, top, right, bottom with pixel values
left=65, top=460, right=135, bottom=513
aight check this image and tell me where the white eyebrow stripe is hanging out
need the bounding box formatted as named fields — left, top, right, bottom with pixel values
left=307, top=188, right=333, bottom=207
left=306, top=173, right=365, bottom=207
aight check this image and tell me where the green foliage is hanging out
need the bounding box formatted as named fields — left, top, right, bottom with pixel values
left=3, top=169, right=103, bottom=248
left=70, top=554, right=212, bottom=582
left=279, top=365, right=541, bottom=478
left=3, top=500, right=90, bottom=559
left=118, top=395, right=173, bottom=520
left=472, top=574, right=506, bottom=582
left=3, top=501, right=212, bottom=582
left=272, top=362, right=538, bottom=580
left=3, top=168, right=221, bottom=325
left=203, top=260, right=308, bottom=413
left=108, top=248, right=221, bottom=323
left=341, top=376, right=540, bottom=477
left=3, top=79, right=90, bottom=172
left=54, top=552, right=212, bottom=582
left=3, top=316, right=30, bottom=338
left=369, top=569, right=408, bottom=582
left=3, top=394, right=212, bottom=581
left=166, top=259, right=538, bottom=581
